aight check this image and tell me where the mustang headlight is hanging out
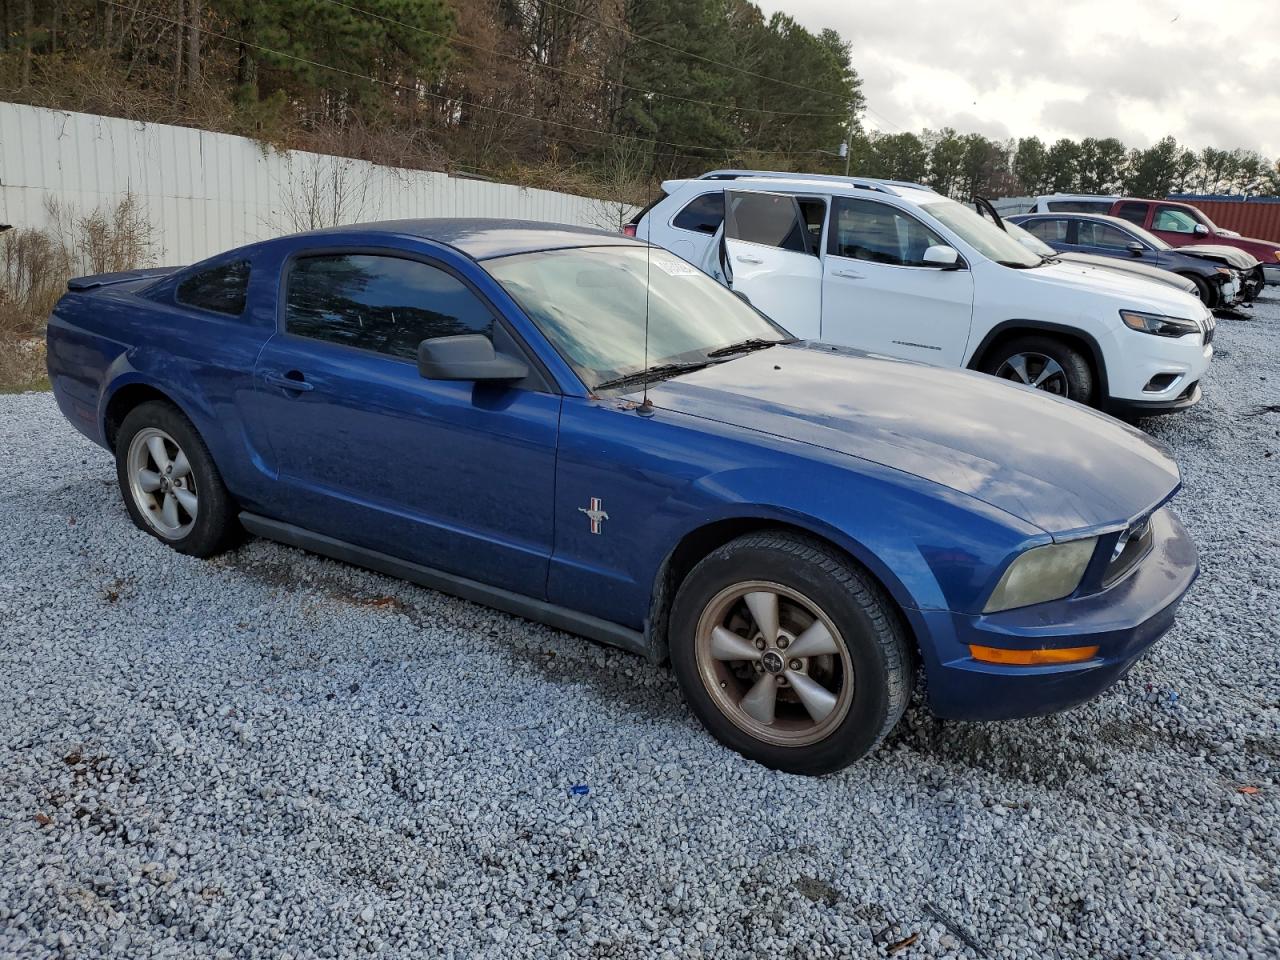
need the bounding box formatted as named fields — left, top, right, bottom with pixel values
left=1120, top=309, right=1201, bottom=338
left=983, top=538, right=1097, bottom=613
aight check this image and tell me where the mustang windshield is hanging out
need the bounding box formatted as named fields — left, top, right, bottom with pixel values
left=923, top=198, right=1042, bottom=268
left=485, top=246, right=790, bottom=390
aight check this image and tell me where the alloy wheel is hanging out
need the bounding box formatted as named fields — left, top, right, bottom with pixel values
left=694, top=580, right=854, bottom=747
left=126, top=427, right=198, bottom=539
left=995, top=352, right=1069, bottom=395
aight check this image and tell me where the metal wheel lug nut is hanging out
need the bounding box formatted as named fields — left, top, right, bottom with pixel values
left=789, top=659, right=802, bottom=671
left=777, top=637, right=790, bottom=649
left=754, top=637, right=766, bottom=650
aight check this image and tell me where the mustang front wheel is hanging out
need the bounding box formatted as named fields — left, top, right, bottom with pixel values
left=670, top=532, right=912, bottom=774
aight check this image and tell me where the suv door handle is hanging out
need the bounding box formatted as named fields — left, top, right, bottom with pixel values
left=264, top=371, right=314, bottom=393
left=832, top=268, right=864, bottom=280
left=735, top=255, right=763, bottom=265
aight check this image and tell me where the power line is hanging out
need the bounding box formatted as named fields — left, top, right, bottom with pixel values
left=112, top=1, right=835, bottom=161
left=320, top=0, right=848, bottom=120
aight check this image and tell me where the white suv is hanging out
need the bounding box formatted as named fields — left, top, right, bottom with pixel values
left=632, top=173, right=1215, bottom=415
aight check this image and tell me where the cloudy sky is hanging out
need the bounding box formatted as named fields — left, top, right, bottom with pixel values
left=756, top=0, right=1279, bottom=157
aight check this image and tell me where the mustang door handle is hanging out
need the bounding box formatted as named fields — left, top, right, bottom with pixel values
left=264, top=371, right=314, bottom=393
left=735, top=255, right=764, bottom=265
left=832, top=268, right=864, bottom=280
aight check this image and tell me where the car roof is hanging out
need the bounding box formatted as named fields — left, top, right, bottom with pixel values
left=1015, top=212, right=1142, bottom=230
left=295, top=218, right=639, bottom=261
left=699, top=169, right=936, bottom=193
left=666, top=175, right=942, bottom=203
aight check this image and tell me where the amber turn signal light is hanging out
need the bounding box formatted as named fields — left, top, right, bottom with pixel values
left=968, top=644, right=1100, bottom=666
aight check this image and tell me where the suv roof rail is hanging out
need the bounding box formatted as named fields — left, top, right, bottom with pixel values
left=697, top=169, right=936, bottom=196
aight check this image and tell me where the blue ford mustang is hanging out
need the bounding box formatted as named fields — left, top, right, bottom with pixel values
left=46, top=220, right=1198, bottom=774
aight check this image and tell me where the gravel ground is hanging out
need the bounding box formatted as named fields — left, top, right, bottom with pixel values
left=2, top=299, right=1279, bottom=960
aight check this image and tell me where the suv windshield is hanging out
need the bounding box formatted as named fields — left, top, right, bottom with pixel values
left=923, top=198, right=1042, bottom=267
left=484, top=246, right=789, bottom=390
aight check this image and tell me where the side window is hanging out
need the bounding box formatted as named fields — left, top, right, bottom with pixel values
left=1076, top=221, right=1136, bottom=250
left=1152, top=207, right=1198, bottom=234
left=828, top=197, right=946, bottom=267
left=285, top=254, right=493, bottom=361
left=1115, top=202, right=1149, bottom=226
left=1046, top=200, right=1113, bottom=213
left=672, top=193, right=725, bottom=235
left=176, top=260, right=251, bottom=316
left=726, top=193, right=809, bottom=253
left=797, top=198, right=827, bottom=256
left=1024, top=219, right=1069, bottom=242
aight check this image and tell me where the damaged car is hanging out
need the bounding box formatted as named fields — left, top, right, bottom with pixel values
left=1010, top=212, right=1256, bottom=309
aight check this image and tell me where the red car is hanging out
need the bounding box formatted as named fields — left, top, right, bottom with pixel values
left=1032, top=194, right=1277, bottom=294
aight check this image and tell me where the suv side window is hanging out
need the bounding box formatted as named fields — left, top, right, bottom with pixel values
left=726, top=193, right=809, bottom=252
left=1076, top=221, right=1136, bottom=250
left=176, top=260, right=251, bottom=316
left=285, top=254, right=493, bottom=361
left=1152, top=207, right=1198, bottom=234
left=828, top=197, right=945, bottom=267
left=1046, top=200, right=1113, bottom=213
left=672, top=193, right=725, bottom=235
left=1115, top=202, right=1149, bottom=226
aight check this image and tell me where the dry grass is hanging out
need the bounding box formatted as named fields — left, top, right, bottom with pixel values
left=0, top=194, right=154, bottom=391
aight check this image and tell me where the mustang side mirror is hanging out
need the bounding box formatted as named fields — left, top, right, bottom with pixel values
left=1193, top=224, right=1209, bottom=236
left=1126, top=241, right=1145, bottom=257
left=922, top=244, right=962, bottom=269
left=417, top=334, right=528, bottom=382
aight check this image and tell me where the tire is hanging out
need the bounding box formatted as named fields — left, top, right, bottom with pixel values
left=1179, top=273, right=1213, bottom=307
left=114, top=400, right=239, bottom=558
left=669, top=532, right=912, bottom=775
left=980, top=334, right=1095, bottom=406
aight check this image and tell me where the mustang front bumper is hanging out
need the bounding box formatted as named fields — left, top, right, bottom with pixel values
left=908, top=507, right=1198, bottom=721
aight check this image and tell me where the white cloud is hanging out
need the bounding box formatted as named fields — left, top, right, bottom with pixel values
left=757, top=0, right=1280, bottom=156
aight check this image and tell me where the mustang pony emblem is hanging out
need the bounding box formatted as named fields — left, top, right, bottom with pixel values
left=578, top=497, right=609, bottom=534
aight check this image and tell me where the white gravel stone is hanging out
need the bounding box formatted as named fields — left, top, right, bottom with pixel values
left=1, top=295, right=1278, bottom=958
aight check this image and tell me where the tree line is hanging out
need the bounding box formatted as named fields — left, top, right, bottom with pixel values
left=0, top=0, right=859, bottom=192
left=1, top=0, right=1277, bottom=202
left=850, top=129, right=1280, bottom=200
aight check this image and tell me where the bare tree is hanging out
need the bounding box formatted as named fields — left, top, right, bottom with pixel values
left=270, top=154, right=373, bottom=235
left=187, top=0, right=202, bottom=91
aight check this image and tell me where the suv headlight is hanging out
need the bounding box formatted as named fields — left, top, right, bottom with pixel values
left=983, top=538, right=1097, bottom=613
left=1120, top=309, right=1201, bottom=338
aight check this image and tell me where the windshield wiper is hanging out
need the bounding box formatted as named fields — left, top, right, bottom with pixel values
left=704, top=337, right=788, bottom=358
left=593, top=361, right=712, bottom=392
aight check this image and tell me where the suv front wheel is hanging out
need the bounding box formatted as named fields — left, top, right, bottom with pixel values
left=981, top=334, right=1095, bottom=406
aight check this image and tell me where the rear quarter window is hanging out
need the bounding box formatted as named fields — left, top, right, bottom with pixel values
left=672, top=193, right=725, bottom=234
left=175, top=260, right=251, bottom=316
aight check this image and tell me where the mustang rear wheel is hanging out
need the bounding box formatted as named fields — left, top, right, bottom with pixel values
left=670, top=532, right=911, bottom=775
left=115, top=401, right=239, bottom=557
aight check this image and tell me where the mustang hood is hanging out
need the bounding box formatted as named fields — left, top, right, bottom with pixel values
left=646, top=343, right=1180, bottom=535
left=1175, top=244, right=1260, bottom=270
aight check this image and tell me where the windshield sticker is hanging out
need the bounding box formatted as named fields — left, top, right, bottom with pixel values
left=651, top=255, right=700, bottom=277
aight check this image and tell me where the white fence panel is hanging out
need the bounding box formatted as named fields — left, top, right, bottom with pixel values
left=0, top=102, right=629, bottom=266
